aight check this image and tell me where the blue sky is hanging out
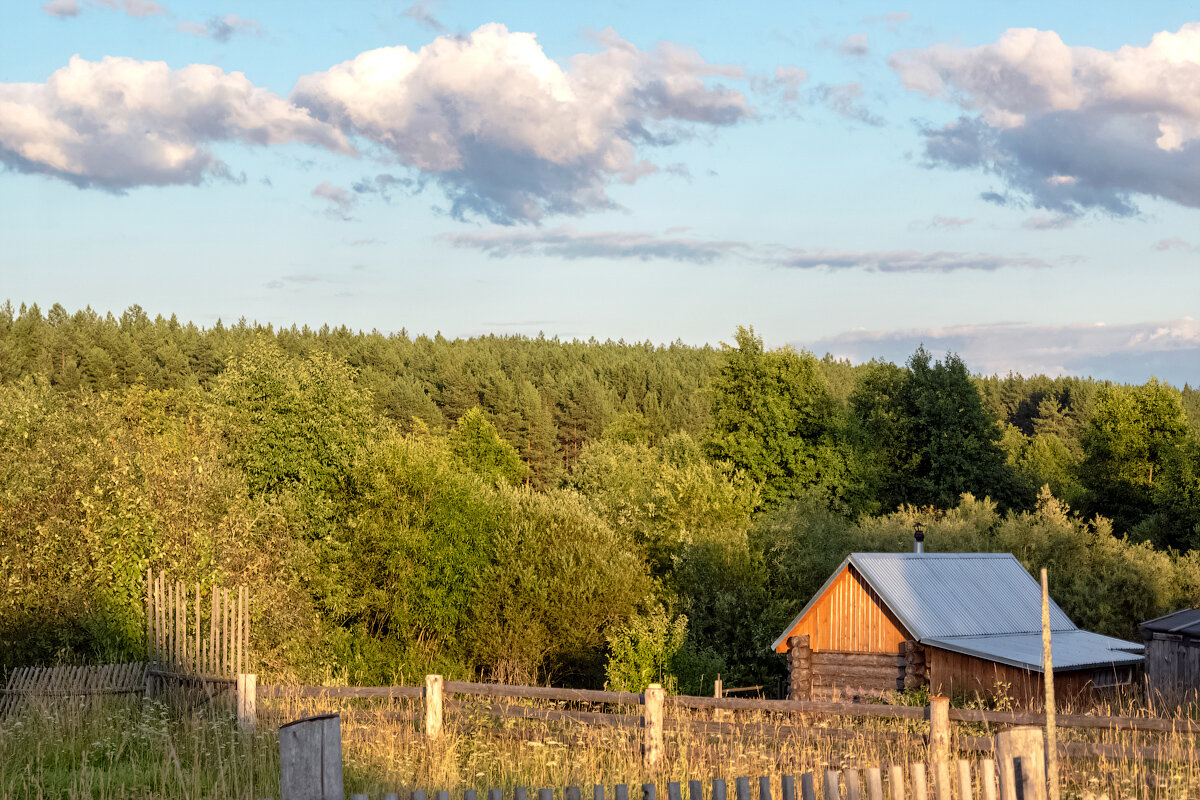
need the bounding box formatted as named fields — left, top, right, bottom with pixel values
left=3, top=1, right=1199, bottom=384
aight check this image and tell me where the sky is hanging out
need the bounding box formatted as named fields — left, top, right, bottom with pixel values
left=2, top=1, right=1199, bottom=385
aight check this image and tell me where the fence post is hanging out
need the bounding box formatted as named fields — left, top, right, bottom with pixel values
left=928, top=696, right=950, bottom=766
left=236, top=673, right=256, bottom=733
left=1040, top=569, right=1059, bottom=800
left=279, top=713, right=344, bottom=800
left=425, top=674, right=444, bottom=740
left=996, top=726, right=1046, bottom=800
left=643, top=683, right=664, bottom=769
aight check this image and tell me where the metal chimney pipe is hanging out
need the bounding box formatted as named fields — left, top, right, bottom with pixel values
left=914, top=523, right=925, bottom=554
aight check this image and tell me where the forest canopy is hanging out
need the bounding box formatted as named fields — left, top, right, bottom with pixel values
left=2, top=302, right=1198, bottom=692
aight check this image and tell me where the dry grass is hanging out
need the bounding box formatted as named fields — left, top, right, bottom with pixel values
left=1, top=687, right=1196, bottom=800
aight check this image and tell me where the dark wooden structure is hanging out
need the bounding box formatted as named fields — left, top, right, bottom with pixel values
left=1140, top=608, right=1200, bottom=705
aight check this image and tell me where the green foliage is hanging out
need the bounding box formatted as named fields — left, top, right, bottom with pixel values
left=605, top=603, right=688, bottom=693
left=447, top=407, right=530, bottom=486
left=707, top=326, right=845, bottom=507
left=1080, top=379, right=1192, bottom=534
left=572, top=430, right=756, bottom=575
left=850, top=348, right=1017, bottom=511
left=3, top=306, right=1200, bottom=695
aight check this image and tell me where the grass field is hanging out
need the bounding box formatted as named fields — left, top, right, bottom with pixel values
left=2, top=691, right=1198, bottom=800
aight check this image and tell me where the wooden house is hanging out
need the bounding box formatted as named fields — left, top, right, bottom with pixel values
left=772, top=550, right=1144, bottom=706
left=1139, top=608, right=1200, bottom=705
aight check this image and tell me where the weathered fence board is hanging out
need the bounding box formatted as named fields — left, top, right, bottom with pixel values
left=0, top=662, right=146, bottom=716
left=146, top=568, right=249, bottom=678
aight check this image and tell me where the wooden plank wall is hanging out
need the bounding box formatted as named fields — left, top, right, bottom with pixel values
left=777, top=566, right=909, bottom=653
left=927, top=648, right=1110, bottom=708
left=145, top=568, right=249, bottom=677
left=1144, top=635, right=1200, bottom=705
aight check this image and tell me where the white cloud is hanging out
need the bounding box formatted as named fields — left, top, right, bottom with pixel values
left=812, top=82, right=884, bottom=126
left=839, top=33, right=869, bottom=58
left=402, top=0, right=446, bottom=33
left=179, top=13, right=262, bottom=42
left=41, top=0, right=80, bottom=18
left=441, top=225, right=749, bottom=262
left=313, top=181, right=357, bottom=220
left=1154, top=237, right=1199, bottom=252
left=777, top=249, right=1050, bottom=272
left=804, top=317, right=1200, bottom=383
left=291, top=23, right=754, bottom=224
left=0, top=56, right=353, bottom=190
left=892, top=24, right=1200, bottom=214
left=1021, top=213, right=1076, bottom=230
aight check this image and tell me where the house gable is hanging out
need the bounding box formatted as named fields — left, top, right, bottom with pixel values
left=772, top=563, right=911, bottom=654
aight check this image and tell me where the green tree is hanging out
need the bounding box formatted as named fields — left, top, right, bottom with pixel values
left=707, top=326, right=845, bottom=507
left=851, top=348, right=1016, bottom=510
left=1080, top=379, right=1191, bottom=533
left=447, top=407, right=529, bottom=486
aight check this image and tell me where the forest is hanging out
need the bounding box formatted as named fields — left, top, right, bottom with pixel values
left=2, top=301, right=1199, bottom=695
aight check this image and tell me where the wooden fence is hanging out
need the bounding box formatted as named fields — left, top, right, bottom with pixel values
left=242, top=675, right=1200, bottom=767
left=0, top=662, right=146, bottom=717
left=145, top=568, right=249, bottom=678
left=273, top=764, right=1079, bottom=800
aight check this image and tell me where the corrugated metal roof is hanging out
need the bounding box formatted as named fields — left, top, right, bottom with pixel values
left=771, top=552, right=1145, bottom=671
left=849, top=552, right=1075, bottom=639
left=1140, top=607, right=1200, bottom=637
left=924, top=630, right=1145, bottom=673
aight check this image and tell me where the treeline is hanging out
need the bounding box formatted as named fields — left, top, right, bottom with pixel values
left=1, top=303, right=1198, bottom=694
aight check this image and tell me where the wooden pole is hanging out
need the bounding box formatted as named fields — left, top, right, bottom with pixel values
left=865, top=768, right=883, bottom=800
left=980, top=759, right=997, bottom=800
left=425, top=674, right=443, bottom=740
left=236, top=673, right=256, bottom=732
left=888, top=765, right=905, bottom=800
left=209, top=585, right=217, bottom=675
left=909, top=764, right=926, bottom=800
left=996, top=726, right=1047, bottom=800
left=194, top=581, right=200, bottom=674
left=929, top=696, right=950, bottom=766
left=822, top=771, right=839, bottom=800
left=145, top=568, right=152, bottom=664
left=1041, top=569, right=1059, bottom=800
left=643, top=683, right=664, bottom=770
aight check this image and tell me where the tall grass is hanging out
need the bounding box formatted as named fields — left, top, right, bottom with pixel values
left=2, top=690, right=1197, bottom=800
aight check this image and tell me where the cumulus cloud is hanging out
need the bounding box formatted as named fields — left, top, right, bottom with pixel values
left=313, top=182, right=357, bottom=219
left=179, top=13, right=263, bottom=42
left=839, top=34, right=870, bottom=58
left=42, top=0, right=80, bottom=18
left=803, top=317, right=1200, bottom=384
left=290, top=23, right=753, bottom=224
left=777, top=249, right=1050, bottom=272
left=892, top=24, right=1200, bottom=215
left=0, top=56, right=353, bottom=190
left=441, top=226, right=749, bottom=263
left=812, top=82, right=884, bottom=126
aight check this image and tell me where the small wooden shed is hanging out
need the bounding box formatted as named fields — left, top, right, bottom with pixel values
left=1139, top=608, right=1200, bottom=704
left=773, top=552, right=1144, bottom=705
